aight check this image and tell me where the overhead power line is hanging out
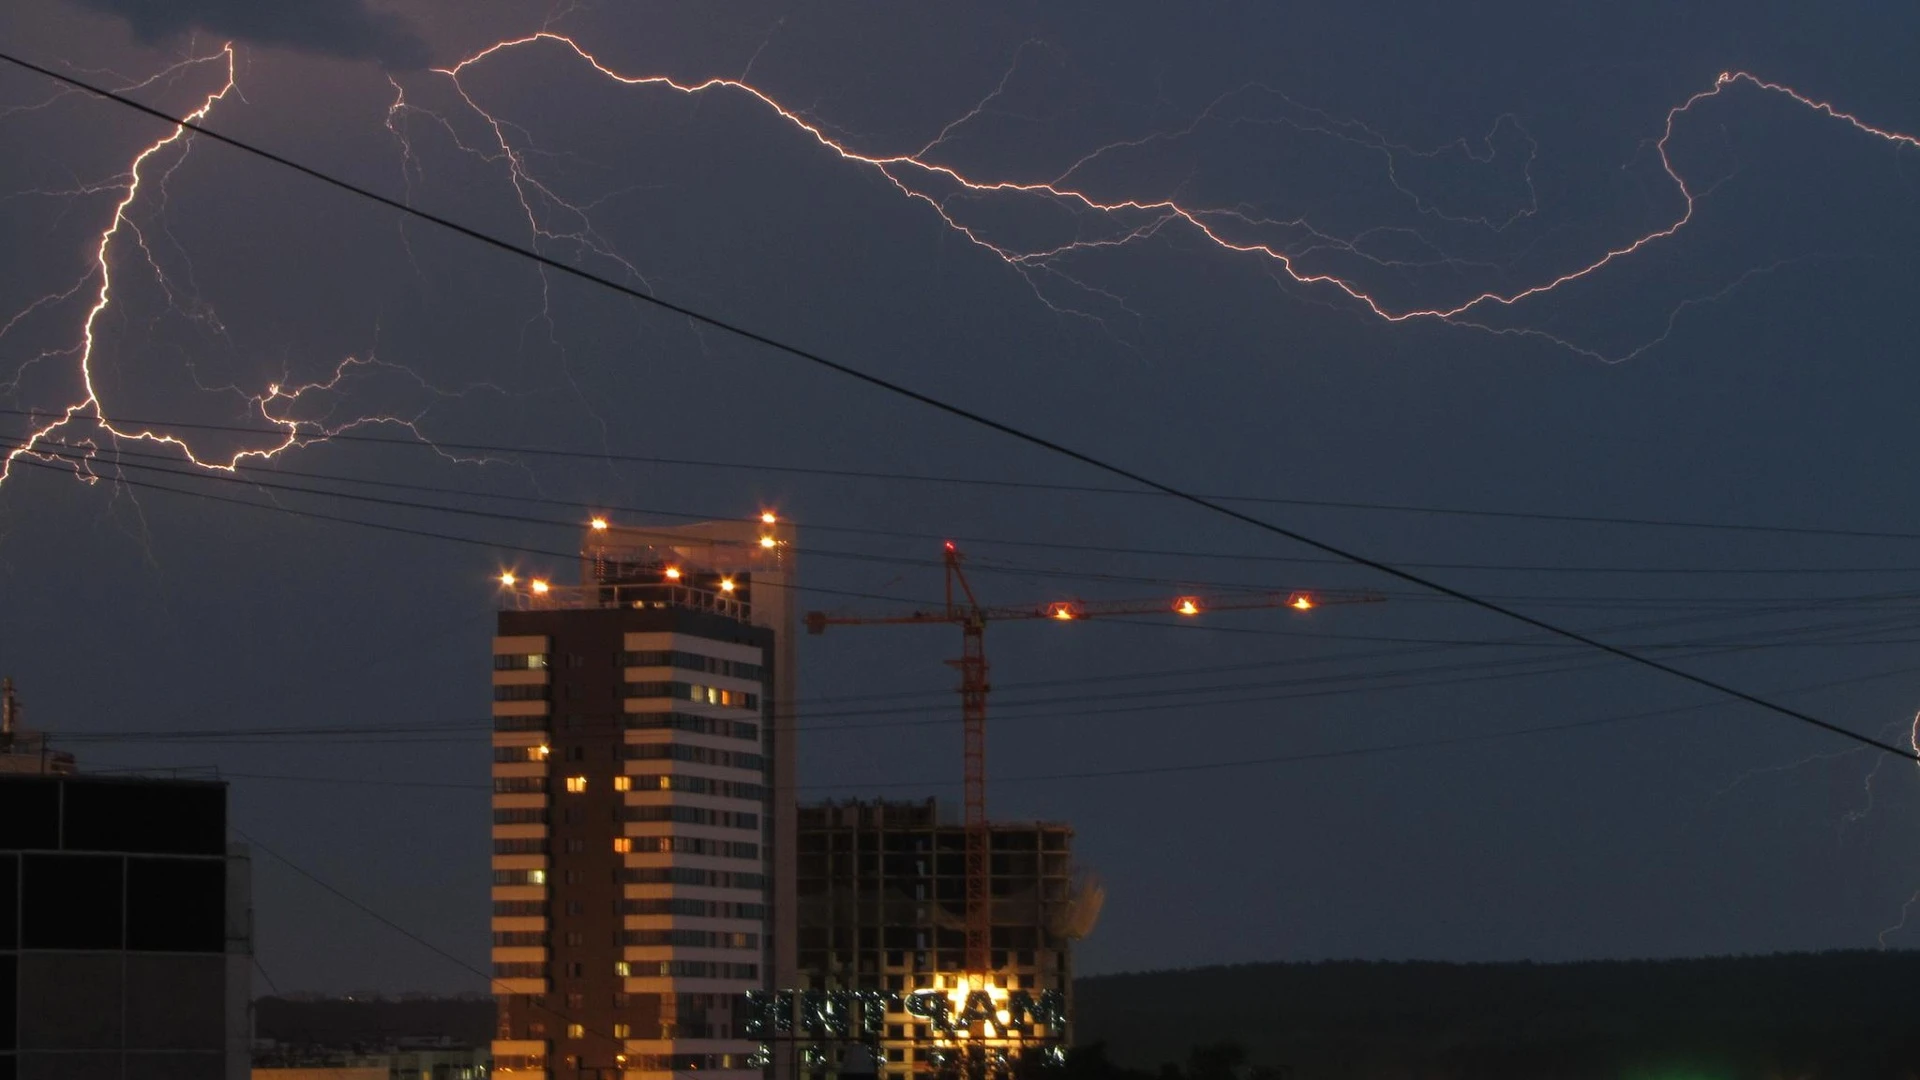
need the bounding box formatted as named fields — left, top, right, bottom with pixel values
left=28, top=433, right=1920, bottom=588
left=37, top=434, right=1914, bottom=616
left=1, top=451, right=939, bottom=609
left=38, top=439, right=1886, bottom=703
left=60, top=608, right=1920, bottom=749
left=17, top=409, right=1920, bottom=748
left=15, top=407, right=1920, bottom=549
left=130, top=656, right=1920, bottom=792
left=2, top=52, right=1912, bottom=763
left=33, top=432, right=1920, bottom=611
left=16, top=433, right=1918, bottom=582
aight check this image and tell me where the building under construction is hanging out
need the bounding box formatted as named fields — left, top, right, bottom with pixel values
left=793, top=799, right=1100, bottom=1079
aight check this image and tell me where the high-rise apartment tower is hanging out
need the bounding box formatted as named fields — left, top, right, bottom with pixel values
left=491, top=516, right=797, bottom=1080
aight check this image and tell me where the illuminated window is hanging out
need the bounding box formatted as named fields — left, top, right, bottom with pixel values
left=528, top=870, right=546, bottom=885
left=613, top=838, right=632, bottom=854
left=528, top=745, right=549, bottom=761
left=566, top=776, right=587, bottom=793
left=613, top=1023, right=631, bottom=1038
left=567, top=1024, right=585, bottom=1039
left=614, top=961, right=631, bottom=977
left=613, top=776, right=632, bottom=792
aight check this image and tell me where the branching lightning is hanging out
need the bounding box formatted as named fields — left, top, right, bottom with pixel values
left=1715, top=710, right=1920, bottom=947
left=422, top=39, right=1914, bottom=359
left=2, top=27, right=1917, bottom=494
left=0, top=43, right=502, bottom=495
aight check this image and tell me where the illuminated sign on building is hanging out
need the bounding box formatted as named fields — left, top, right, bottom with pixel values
left=746, top=986, right=1066, bottom=1041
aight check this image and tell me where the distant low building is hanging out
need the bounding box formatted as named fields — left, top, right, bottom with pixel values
left=250, top=1039, right=489, bottom=1079
left=0, top=679, right=75, bottom=776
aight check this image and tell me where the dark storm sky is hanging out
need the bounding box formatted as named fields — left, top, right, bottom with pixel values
left=3, top=1, right=1920, bottom=993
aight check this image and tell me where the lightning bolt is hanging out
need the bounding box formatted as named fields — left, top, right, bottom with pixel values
left=1712, top=708, right=1920, bottom=950
left=420, top=38, right=1913, bottom=358
left=5, top=30, right=1918, bottom=494
left=0, top=43, right=508, bottom=497
left=1871, top=708, right=1920, bottom=948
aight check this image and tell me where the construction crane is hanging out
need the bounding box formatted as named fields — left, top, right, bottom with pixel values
left=804, top=542, right=1384, bottom=974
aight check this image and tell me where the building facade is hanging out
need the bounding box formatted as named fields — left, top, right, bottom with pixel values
left=792, top=800, right=1093, bottom=1080
left=0, top=773, right=252, bottom=1080
left=491, top=517, right=796, bottom=1079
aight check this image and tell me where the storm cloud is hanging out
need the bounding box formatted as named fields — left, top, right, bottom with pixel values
left=75, top=0, right=430, bottom=68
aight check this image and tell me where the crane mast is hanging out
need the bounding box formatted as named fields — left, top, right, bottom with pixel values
left=805, top=543, right=1384, bottom=978
left=943, top=545, right=993, bottom=972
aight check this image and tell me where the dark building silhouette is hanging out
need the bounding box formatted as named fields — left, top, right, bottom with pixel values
left=0, top=773, right=251, bottom=1080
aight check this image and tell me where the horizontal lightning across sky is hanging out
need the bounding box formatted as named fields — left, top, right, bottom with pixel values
left=1, top=28, right=1918, bottom=486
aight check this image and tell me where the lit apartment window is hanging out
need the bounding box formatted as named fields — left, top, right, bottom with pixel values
left=528, top=870, right=546, bottom=885
left=567, top=1024, right=585, bottom=1039
left=613, top=837, right=632, bottom=853
left=613, top=1023, right=631, bottom=1038
left=566, top=776, right=587, bottom=793
left=614, top=961, right=631, bottom=977
left=613, top=775, right=632, bottom=792
left=529, top=745, right=550, bottom=761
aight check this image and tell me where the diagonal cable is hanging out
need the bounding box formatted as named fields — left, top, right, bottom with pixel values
left=0, top=50, right=1910, bottom=762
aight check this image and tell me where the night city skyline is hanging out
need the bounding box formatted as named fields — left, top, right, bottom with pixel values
left=5, top=0, right=1920, bottom=1018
